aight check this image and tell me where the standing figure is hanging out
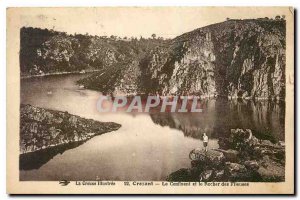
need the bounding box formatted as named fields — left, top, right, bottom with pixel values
left=203, top=133, right=208, bottom=152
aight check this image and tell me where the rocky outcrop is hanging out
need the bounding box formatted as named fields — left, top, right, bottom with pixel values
left=139, top=34, right=216, bottom=97
left=167, top=128, right=285, bottom=182
left=20, top=104, right=121, bottom=154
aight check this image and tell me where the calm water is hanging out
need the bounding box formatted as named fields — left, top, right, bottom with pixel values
left=20, top=74, right=285, bottom=181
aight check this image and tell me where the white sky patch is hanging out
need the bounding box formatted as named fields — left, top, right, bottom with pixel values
left=17, top=7, right=286, bottom=38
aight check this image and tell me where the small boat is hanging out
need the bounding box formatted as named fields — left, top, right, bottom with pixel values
left=47, top=91, right=52, bottom=95
left=79, top=85, right=85, bottom=89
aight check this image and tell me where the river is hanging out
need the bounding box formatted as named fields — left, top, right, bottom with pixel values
left=20, top=74, right=285, bottom=181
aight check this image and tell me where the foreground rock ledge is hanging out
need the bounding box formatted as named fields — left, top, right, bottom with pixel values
left=167, top=129, right=285, bottom=182
left=20, top=104, right=121, bottom=154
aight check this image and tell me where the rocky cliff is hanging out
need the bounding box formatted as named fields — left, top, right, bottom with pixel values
left=79, top=18, right=286, bottom=100
left=20, top=104, right=121, bottom=154
left=21, top=17, right=286, bottom=100
left=144, top=19, right=285, bottom=99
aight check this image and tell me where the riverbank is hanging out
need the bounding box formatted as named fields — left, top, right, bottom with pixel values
left=20, top=104, right=121, bottom=169
left=167, top=128, right=285, bottom=182
left=20, top=69, right=101, bottom=79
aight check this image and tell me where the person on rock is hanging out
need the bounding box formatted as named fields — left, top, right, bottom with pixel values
left=203, top=133, right=209, bottom=152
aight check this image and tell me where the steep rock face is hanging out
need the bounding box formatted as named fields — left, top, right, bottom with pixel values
left=211, top=21, right=286, bottom=100
left=142, top=19, right=285, bottom=99
left=135, top=31, right=217, bottom=96
left=162, top=32, right=216, bottom=97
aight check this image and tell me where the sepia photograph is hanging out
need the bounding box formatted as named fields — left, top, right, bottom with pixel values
left=6, top=7, right=294, bottom=194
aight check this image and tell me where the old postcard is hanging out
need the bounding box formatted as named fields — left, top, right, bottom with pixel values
left=7, top=7, right=294, bottom=194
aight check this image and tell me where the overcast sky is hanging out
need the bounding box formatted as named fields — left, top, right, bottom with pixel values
left=15, top=7, right=290, bottom=38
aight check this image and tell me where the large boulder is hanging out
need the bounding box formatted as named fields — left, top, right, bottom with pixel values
left=254, top=141, right=285, bottom=164
left=215, top=149, right=239, bottom=162
left=260, top=139, right=274, bottom=146
left=214, top=169, right=225, bottom=181
left=166, top=168, right=194, bottom=182
left=218, top=137, right=232, bottom=150
left=225, top=162, right=253, bottom=181
left=257, top=159, right=285, bottom=182
left=230, top=129, right=255, bottom=147
left=189, top=149, right=225, bottom=167
left=244, top=160, right=259, bottom=171
left=226, top=162, right=246, bottom=173
left=199, top=170, right=214, bottom=182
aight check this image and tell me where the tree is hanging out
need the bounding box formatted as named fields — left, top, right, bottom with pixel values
left=110, top=35, right=117, bottom=40
left=151, top=34, right=156, bottom=39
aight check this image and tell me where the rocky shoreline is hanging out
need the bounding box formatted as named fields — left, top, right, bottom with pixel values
left=167, top=129, right=285, bottom=182
left=20, top=104, right=121, bottom=169
left=20, top=69, right=101, bottom=79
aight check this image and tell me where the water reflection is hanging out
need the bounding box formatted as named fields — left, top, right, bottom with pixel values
left=150, top=98, right=284, bottom=142
left=20, top=140, right=85, bottom=171
left=20, top=74, right=285, bottom=180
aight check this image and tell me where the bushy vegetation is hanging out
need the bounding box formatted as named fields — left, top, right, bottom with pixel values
left=20, top=27, right=170, bottom=76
